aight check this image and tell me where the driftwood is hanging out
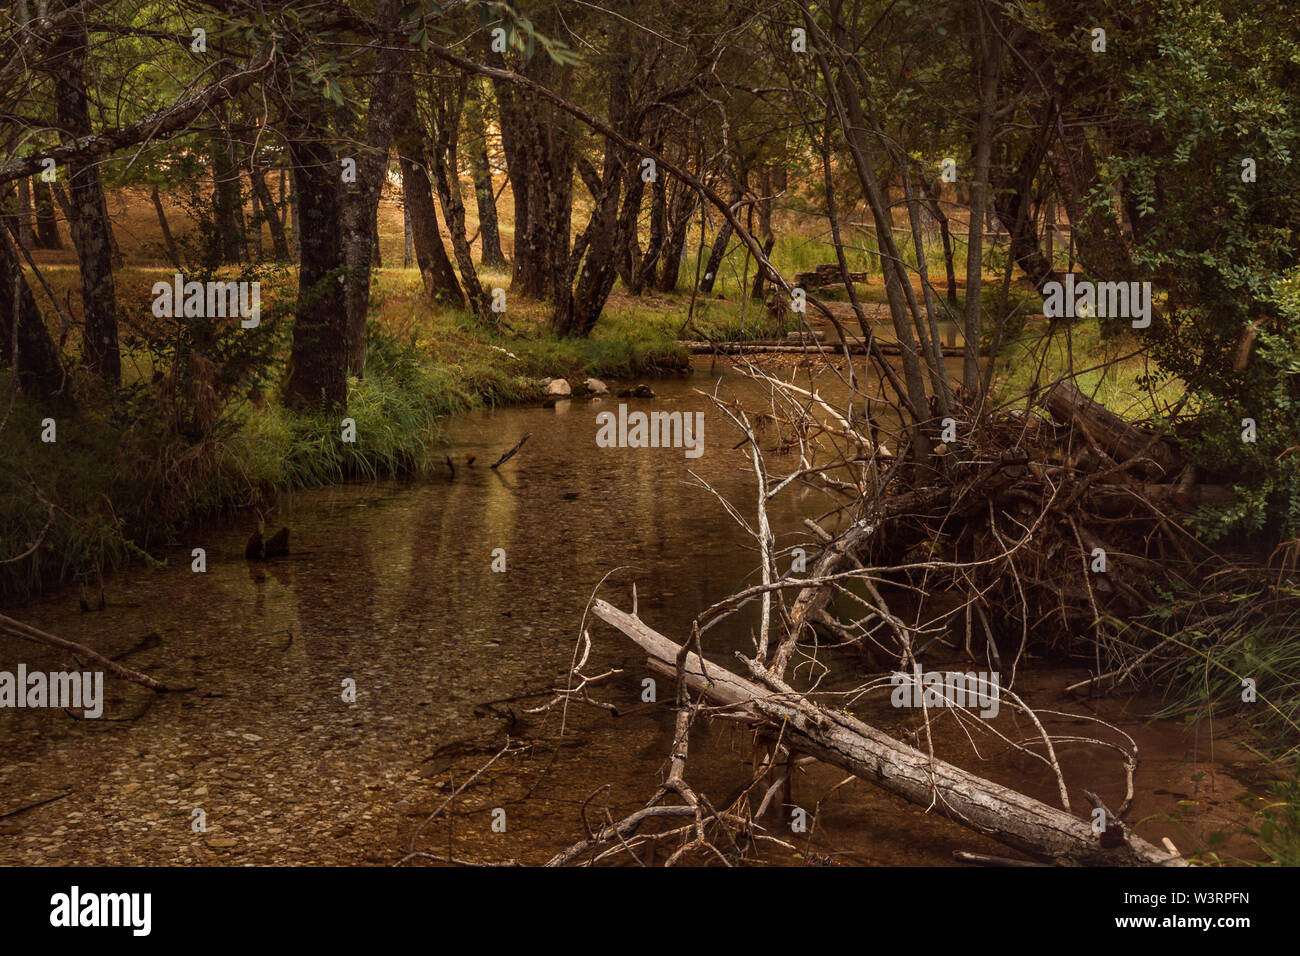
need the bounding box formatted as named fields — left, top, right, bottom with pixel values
left=1043, top=381, right=1180, bottom=478
left=794, top=264, right=870, bottom=288
left=490, top=432, right=531, bottom=469
left=780, top=486, right=955, bottom=673
left=679, top=340, right=965, bottom=357
left=592, top=599, right=1182, bottom=867
left=0, top=612, right=173, bottom=692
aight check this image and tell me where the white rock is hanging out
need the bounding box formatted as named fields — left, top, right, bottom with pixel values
left=543, top=378, right=571, bottom=397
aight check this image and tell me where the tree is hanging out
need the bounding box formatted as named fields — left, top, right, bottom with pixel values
left=394, top=70, right=464, bottom=307
left=465, top=80, right=507, bottom=268
left=49, top=0, right=120, bottom=384
left=429, top=74, right=492, bottom=324
left=0, top=229, right=64, bottom=400
left=492, top=11, right=576, bottom=301
left=281, top=79, right=349, bottom=412
left=340, top=0, right=404, bottom=376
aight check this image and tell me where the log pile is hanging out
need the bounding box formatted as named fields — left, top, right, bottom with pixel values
left=678, top=339, right=965, bottom=357
left=1042, top=381, right=1180, bottom=479
left=794, top=263, right=870, bottom=288
left=821, top=379, right=1226, bottom=651
left=560, top=370, right=1226, bottom=867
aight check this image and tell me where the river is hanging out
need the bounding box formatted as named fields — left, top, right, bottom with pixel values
left=0, top=358, right=1271, bottom=865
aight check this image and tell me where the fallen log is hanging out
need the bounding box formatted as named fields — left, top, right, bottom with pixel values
left=793, top=264, right=870, bottom=288
left=678, top=340, right=966, bottom=357
left=1090, top=483, right=1235, bottom=516
left=592, top=599, right=1183, bottom=867
left=0, top=612, right=174, bottom=692
left=1043, top=381, right=1180, bottom=478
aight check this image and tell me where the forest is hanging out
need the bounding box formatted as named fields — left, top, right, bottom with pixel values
left=1, top=0, right=1299, bottom=880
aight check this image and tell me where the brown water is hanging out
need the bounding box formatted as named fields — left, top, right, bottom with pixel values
left=0, top=358, right=1274, bottom=865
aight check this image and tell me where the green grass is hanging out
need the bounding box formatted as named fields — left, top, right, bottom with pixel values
left=0, top=270, right=693, bottom=603
left=679, top=228, right=916, bottom=303
left=991, top=299, right=1187, bottom=418
left=1138, top=582, right=1300, bottom=758
left=1102, top=577, right=1300, bottom=865
left=1250, top=770, right=1300, bottom=865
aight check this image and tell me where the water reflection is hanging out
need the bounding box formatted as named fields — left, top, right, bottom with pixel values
left=0, top=359, right=1267, bottom=865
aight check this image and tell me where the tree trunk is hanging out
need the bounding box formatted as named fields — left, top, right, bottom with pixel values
left=430, top=77, right=491, bottom=323
left=341, top=0, right=403, bottom=376
left=493, top=48, right=574, bottom=300
left=279, top=168, right=288, bottom=227
left=395, top=74, right=464, bottom=307
left=209, top=117, right=245, bottom=264
left=14, top=179, right=35, bottom=250
left=1047, top=116, right=1138, bottom=284
left=466, top=81, right=506, bottom=268
left=51, top=2, right=119, bottom=384
left=900, top=161, right=955, bottom=415
left=918, top=174, right=957, bottom=304
left=553, top=65, right=639, bottom=336
left=289, top=177, right=300, bottom=263
left=697, top=183, right=741, bottom=294
left=399, top=157, right=462, bottom=307
left=402, top=194, right=413, bottom=267
left=813, top=1, right=933, bottom=465
left=961, top=0, right=1003, bottom=397
left=750, top=235, right=776, bottom=299
left=33, top=180, right=61, bottom=249
left=593, top=600, right=1181, bottom=867
left=149, top=185, right=182, bottom=270
left=569, top=151, right=642, bottom=336
left=1, top=228, right=64, bottom=400
left=655, top=179, right=695, bottom=293
left=990, top=104, right=1057, bottom=290
left=494, top=77, right=532, bottom=291
left=249, top=162, right=291, bottom=261
left=248, top=181, right=263, bottom=259
left=283, top=125, right=348, bottom=412
left=751, top=168, right=776, bottom=301
left=627, top=158, right=665, bottom=294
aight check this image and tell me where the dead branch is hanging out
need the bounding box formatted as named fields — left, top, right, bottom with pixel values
left=489, top=432, right=531, bottom=469
left=0, top=612, right=175, bottom=692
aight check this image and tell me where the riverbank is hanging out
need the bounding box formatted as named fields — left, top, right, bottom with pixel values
left=0, top=268, right=795, bottom=605
left=0, top=367, right=1276, bottom=866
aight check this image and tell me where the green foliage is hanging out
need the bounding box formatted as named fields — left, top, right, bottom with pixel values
left=0, top=293, right=686, bottom=602
left=471, top=1, right=582, bottom=66
left=1249, top=769, right=1300, bottom=866
left=1137, top=579, right=1300, bottom=755
left=684, top=299, right=799, bottom=343
left=1110, top=0, right=1300, bottom=539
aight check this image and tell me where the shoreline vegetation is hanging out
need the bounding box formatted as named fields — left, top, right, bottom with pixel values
left=0, top=248, right=1042, bottom=607
left=2, top=265, right=784, bottom=605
